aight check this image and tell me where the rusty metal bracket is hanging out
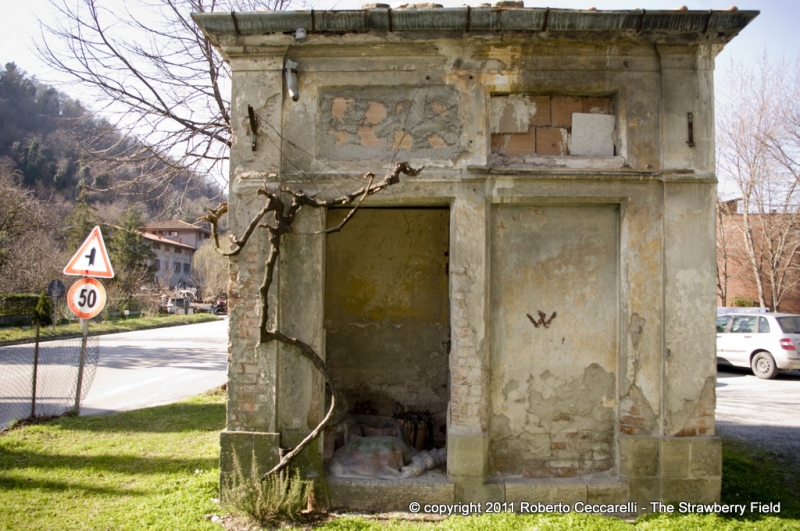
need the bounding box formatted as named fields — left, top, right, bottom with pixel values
left=248, top=105, right=258, bottom=151
left=687, top=112, right=694, bottom=147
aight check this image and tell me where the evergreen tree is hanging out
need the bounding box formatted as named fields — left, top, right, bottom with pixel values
left=32, top=291, right=53, bottom=327
left=65, top=185, right=99, bottom=253
left=107, top=207, right=156, bottom=298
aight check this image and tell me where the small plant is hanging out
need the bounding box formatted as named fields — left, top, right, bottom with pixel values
left=224, top=449, right=311, bottom=525
left=731, top=296, right=755, bottom=307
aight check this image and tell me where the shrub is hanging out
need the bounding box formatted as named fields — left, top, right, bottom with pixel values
left=0, top=293, right=39, bottom=317
left=731, top=296, right=755, bottom=307
left=32, top=292, right=53, bottom=326
left=223, top=450, right=311, bottom=525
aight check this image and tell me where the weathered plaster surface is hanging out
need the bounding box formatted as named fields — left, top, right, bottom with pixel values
left=325, top=208, right=450, bottom=438
left=490, top=205, right=618, bottom=478
left=318, top=86, right=463, bottom=161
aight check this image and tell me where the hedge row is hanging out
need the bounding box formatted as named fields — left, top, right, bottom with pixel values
left=0, top=294, right=40, bottom=317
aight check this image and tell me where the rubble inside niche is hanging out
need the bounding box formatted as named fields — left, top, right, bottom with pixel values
left=324, top=414, right=447, bottom=480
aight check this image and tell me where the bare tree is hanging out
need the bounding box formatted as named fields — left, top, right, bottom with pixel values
left=716, top=198, right=731, bottom=306
left=36, top=0, right=291, bottom=202
left=0, top=159, right=65, bottom=293
left=191, top=238, right=228, bottom=300
left=717, top=56, right=800, bottom=311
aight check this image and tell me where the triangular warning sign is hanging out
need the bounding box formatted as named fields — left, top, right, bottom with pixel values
left=63, top=226, right=115, bottom=278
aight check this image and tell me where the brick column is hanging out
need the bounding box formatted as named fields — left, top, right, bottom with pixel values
left=448, top=193, right=499, bottom=501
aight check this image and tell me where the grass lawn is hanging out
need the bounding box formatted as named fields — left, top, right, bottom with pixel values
left=0, top=391, right=224, bottom=531
left=0, top=313, right=222, bottom=346
left=1, top=391, right=799, bottom=530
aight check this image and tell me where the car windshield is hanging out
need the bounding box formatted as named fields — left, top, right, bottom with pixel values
left=777, top=316, right=800, bottom=334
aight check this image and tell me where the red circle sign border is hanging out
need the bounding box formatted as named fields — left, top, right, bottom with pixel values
left=67, top=278, right=107, bottom=320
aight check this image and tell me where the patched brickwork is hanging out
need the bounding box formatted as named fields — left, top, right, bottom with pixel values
left=490, top=94, right=615, bottom=158
left=318, top=86, right=463, bottom=161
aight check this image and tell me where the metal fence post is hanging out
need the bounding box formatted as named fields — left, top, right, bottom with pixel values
left=73, top=318, right=88, bottom=414
left=31, top=322, right=41, bottom=418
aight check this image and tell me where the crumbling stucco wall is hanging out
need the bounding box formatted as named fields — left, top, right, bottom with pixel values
left=191, top=5, right=756, bottom=508
left=490, top=205, right=618, bottom=478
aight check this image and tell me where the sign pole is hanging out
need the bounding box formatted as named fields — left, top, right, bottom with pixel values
left=74, top=318, right=88, bottom=414
left=63, top=226, right=114, bottom=415
left=47, top=280, right=66, bottom=331
left=31, top=321, right=40, bottom=418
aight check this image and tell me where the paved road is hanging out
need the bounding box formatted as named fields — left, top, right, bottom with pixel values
left=81, top=318, right=229, bottom=415
left=716, top=366, right=800, bottom=462
left=0, top=319, right=228, bottom=428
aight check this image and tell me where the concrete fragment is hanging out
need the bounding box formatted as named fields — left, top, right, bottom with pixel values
left=489, top=94, right=531, bottom=134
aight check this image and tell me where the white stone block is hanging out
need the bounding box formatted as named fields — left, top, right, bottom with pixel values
left=570, top=113, right=615, bottom=157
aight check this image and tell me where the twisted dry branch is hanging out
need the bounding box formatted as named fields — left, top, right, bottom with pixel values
left=202, top=162, right=422, bottom=480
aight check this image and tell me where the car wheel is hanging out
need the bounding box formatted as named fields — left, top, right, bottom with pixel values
left=751, top=351, right=778, bottom=379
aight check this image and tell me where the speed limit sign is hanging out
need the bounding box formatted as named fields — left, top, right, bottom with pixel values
left=67, top=278, right=107, bottom=319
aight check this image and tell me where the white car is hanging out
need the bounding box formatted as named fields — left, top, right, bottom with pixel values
left=716, top=312, right=800, bottom=379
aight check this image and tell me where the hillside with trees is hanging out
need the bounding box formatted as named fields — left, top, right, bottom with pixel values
left=0, top=62, right=223, bottom=294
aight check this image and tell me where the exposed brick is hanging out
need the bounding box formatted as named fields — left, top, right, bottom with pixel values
left=529, top=95, right=551, bottom=126
left=551, top=96, right=582, bottom=126
left=535, top=127, right=569, bottom=156
left=493, top=129, right=536, bottom=156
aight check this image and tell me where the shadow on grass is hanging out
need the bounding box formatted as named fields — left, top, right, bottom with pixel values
left=0, top=475, right=148, bottom=496
left=47, top=401, right=225, bottom=433
left=0, top=446, right=219, bottom=476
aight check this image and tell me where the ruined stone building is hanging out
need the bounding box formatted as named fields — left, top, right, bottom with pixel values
left=193, top=6, right=757, bottom=510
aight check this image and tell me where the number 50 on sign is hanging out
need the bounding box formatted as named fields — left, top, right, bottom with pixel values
left=67, top=278, right=107, bottom=319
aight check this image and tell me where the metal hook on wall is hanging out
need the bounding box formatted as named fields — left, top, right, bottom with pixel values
left=248, top=105, right=258, bottom=151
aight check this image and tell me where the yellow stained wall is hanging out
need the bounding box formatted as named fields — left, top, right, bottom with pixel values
left=325, top=208, right=450, bottom=438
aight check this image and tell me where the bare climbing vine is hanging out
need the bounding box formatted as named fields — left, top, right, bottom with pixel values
left=202, top=162, right=423, bottom=480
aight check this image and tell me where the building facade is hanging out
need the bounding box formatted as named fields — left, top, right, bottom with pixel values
left=141, top=220, right=211, bottom=288
left=717, top=199, right=800, bottom=313
left=194, top=6, right=756, bottom=510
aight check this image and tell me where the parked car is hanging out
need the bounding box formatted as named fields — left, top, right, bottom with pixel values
left=716, top=312, right=800, bottom=379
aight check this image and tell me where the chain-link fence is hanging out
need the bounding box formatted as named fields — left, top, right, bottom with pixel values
left=0, top=337, right=100, bottom=427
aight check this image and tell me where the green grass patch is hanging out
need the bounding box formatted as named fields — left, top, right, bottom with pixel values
left=0, top=392, right=225, bottom=531
left=720, top=437, right=800, bottom=519
left=2, top=396, right=799, bottom=530
left=0, top=313, right=221, bottom=345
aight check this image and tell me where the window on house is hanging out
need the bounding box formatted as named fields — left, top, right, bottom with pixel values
left=490, top=94, right=615, bottom=158
left=183, top=263, right=190, bottom=273
left=155, top=259, right=161, bottom=271
left=170, top=231, right=179, bottom=237
left=175, top=248, right=181, bottom=254
left=174, top=262, right=181, bottom=273
left=153, top=242, right=160, bottom=250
